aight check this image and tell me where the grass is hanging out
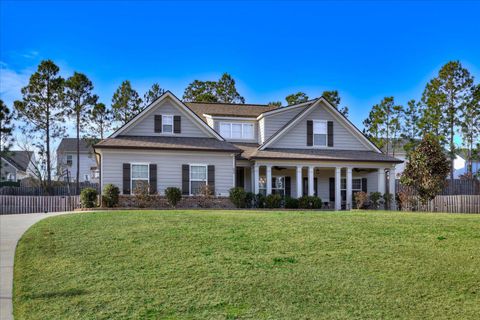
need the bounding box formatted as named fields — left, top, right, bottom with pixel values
left=13, top=210, right=480, bottom=319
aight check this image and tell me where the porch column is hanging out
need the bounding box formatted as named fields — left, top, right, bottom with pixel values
left=296, top=166, right=303, bottom=198
left=335, top=167, right=341, bottom=210
left=377, top=168, right=386, bottom=194
left=389, top=167, right=396, bottom=210
left=308, top=166, right=314, bottom=196
left=254, top=164, right=260, bottom=194
left=266, top=165, right=272, bottom=195
left=346, top=167, right=353, bottom=210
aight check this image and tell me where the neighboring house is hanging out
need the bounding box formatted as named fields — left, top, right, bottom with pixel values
left=0, top=151, right=35, bottom=182
left=93, top=91, right=401, bottom=210
left=57, top=138, right=99, bottom=183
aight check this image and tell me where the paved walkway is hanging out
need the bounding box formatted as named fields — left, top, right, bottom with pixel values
left=0, top=212, right=75, bottom=320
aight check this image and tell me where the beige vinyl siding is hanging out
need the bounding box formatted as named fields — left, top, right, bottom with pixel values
left=123, top=100, right=210, bottom=137
left=100, top=149, right=235, bottom=196
left=213, top=119, right=258, bottom=143
left=270, top=104, right=370, bottom=150
left=262, top=107, right=305, bottom=142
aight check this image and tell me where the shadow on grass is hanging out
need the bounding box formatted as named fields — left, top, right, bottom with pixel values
left=24, top=288, right=87, bottom=300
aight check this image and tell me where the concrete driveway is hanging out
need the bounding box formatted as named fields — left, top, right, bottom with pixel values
left=0, top=212, right=76, bottom=320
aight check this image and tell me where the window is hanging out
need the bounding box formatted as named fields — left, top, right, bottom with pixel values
left=258, top=176, right=267, bottom=195
left=313, top=120, right=327, bottom=146
left=131, top=164, right=149, bottom=193
left=341, top=178, right=362, bottom=201
left=66, top=154, right=73, bottom=166
left=162, top=115, right=173, bottom=133
left=219, top=122, right=254, bottom=140
left=258, top=176, right=285, bottom=196
left=190, top=165, right=207, bottom=195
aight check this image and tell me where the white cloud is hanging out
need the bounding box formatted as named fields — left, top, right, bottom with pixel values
left=0, top=62, right=31, bottom=106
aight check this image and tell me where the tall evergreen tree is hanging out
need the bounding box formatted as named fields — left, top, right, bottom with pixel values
left=182, top=73, right=245, bottom=103
left=322, top=90, right=349, bottom=117
left=461, top=84, right=480, bottom=174
left=143, top=83, right=165, bottom=107
left=14, top=60, right=65, bottom=191
left=268, top=101, right=282, bottom=107
left=285, top=92, right=309, bottom=105
left=363, top=104, right=385, bottom=150
left=0, top=100, right=14, bottom=179
left=65, top=72, right=98, bottom=189
left=401, top=99, right=421, bottom=154
left=87, top=103, right=112, bottom=140
left=216, top=73, right=245, bottom=103
left=421, top=61, right=474, bottom=179
left=111, top=80, right=142, bottom=126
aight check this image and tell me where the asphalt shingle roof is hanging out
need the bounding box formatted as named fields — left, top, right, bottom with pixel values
left=185, top=102, right=279, bottom=122
left=2, top=151, right=33, bottom=171
left=57, top=138, right=95, bottom=153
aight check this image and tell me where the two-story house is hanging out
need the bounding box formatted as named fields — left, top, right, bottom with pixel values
left=57, top=138, right=99, bottom=183
left=93, top=91, right=401, bottom=210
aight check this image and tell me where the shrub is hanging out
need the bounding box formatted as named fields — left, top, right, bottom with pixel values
left=284, top=196, right=299, bottom=209
left=133, top=181, right=153, bottom=208
left=165, top=187, right=182, bottom=208
left=255, top=193, right=266, bottom=208
left=383, top=192, right=393, bottom=210
left=245, top=192, right=255, bottom=208
left=80, top=187, right=97, bottom=208
left=369, top=192, right=383, bottom=209
left=198, top=185, right=214, bottom=208
left=298, top=196, right=322, bottom=209
left=265, top=194, right=282, bottom=208
left=229, top=187, right=247, bottom=208
left=102, top=184, right=119, bottom=207
left=354, top=191, right=368, bottom=209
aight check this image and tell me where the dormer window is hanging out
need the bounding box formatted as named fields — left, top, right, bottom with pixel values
left=220, top=122, right=254, bottom=140
left=162, top=115, right=173, bottom=133
left=313, top=120, right=327, bottom=146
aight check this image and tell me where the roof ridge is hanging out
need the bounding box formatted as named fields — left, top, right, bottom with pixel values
left=185, top=101, right=271, bottom=107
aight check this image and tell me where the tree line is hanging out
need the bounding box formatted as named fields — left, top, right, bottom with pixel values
left=362, top=61, right=480, bottom=179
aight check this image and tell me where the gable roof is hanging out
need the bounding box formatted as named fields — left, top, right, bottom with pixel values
left=109, top=91, right=224, bottom=140
left=259, top=97, right=382, bottom=153
left=57, top=138, right=96, bottom=153
left=185, top=101, right=278, bottom=122
left=2, top=151, right=34, bottom=172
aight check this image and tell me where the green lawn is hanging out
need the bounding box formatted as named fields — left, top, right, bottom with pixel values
left=14, top=210, right=480, bottom=319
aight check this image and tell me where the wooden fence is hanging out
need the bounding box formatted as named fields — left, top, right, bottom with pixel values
left=396, top=179, right=479, bottom=196
left=0, top=183, right=99, bottom=196
left=399, top=195, right=480, bottom=213
left=0, top=195, right=81, bottom=214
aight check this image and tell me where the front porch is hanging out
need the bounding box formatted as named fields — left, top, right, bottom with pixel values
left=235, top=161, right=396, bottom=210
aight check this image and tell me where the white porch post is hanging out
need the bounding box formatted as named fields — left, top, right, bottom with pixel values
left=335, top=167, right=342, bottom=210
left=377, top=168, right=386, bottom=194
left=308, top=166, right=314, bottom=196
left=389, top=167, right=396, bottom=210
left=296, top=166, right=303, bottom=198
left=346, top=167, right=353, bottom=210
left=254, top=164, right=260, bottom=194
left=266, top=165, right=272, bottom=195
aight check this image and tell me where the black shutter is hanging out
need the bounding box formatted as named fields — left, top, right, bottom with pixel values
left=307, top=120, right=313, bottom=146
left=362, top=178, right=368, bottom=193
left=182, top=165, right=189, bottom=195
left=285, top=176, right=291, bottom=197
left=314, top=178, right=318, bottom=197
left=208, top=165, right=215, bottom=195
left=327, top=121, right=334, bottom=147
left=236, top=167, right=244, bottom=188
left=154, top=115, right=162, bottom=133
left=329, top=177, right=335, bottom=201
left=123, top=163, right=131, bottom=195
left=174, top=116, right=181, bottom=133
left=149, top=164, right=157, bottom=194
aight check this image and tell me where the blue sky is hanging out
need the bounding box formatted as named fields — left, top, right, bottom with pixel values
left=1, top=0, right=479, bottom=140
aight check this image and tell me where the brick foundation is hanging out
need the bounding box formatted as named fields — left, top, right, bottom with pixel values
left=115, top=195, right=235, bottom=209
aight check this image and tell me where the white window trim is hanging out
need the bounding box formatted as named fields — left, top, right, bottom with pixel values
left=162, top=114, right=174, bottom=134
left=219, top=122, right=255, bottom=140
left=312, top=119, right=328, bottom=148
left=131, top=163, right=150, bottom=194
left=341, top=178, right=363, bottom=192
left=189, top=164, right=208, bottom=196
left=258, top=175, right=285, bottom=195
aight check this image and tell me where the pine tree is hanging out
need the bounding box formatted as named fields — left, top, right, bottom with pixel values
left=216, top=73, right=245, bottom=103
left=111, top=80, right=142, bottom=126
left=182, top=73, right=245, bottom=103
left=285, top=92, right=309, bottom=105
left=322, top=90, right=349, bottom=117
left=0, top=100, right=14, bottom=179
left=401, top=99, right=421, bottom=155
left=14, top=60, right=65, bottom=192
left=87, top=103, right=112, bottom=140
left=461, top=84, right=480, bottom=174
left=143, top=83, right=165, bottom=107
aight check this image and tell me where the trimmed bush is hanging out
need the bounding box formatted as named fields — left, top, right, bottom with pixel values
left=284, top=196, right=299, bottom=209
left=229, top=187, right=247, bottom=208
left=265, top=194, right=282, bottom=208
left=298, top=196, right=322, bottom=209
left=369, top=192, right=383, bottom=209
left=80, top=187, right=97, bottom=208
left=165, top=187, right=182, bottom=208
left=102, top=184, right=119, bottom=208
left=354, top=191, right=368, bottom=209
left=255, top=193, right=266, bottom=208
left=133, top=181, right=152, bottom=208
left=245, top=192, right=255, bottom=208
